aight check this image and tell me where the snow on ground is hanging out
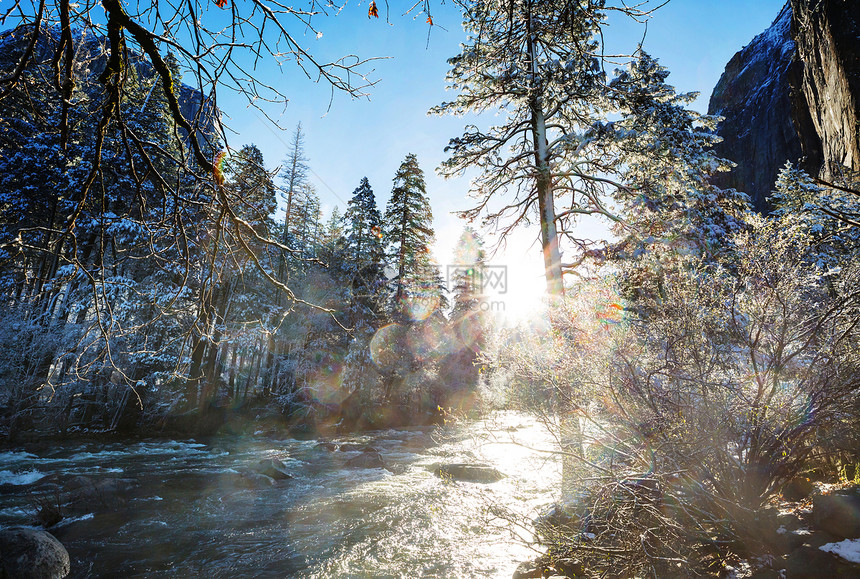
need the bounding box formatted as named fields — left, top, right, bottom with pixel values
left=820, top=539, right=860, bottom=563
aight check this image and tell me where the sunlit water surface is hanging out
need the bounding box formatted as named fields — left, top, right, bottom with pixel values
left=0, top=412, right=560, bottom=578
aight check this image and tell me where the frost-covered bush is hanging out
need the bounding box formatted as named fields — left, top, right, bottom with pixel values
left=496, top=214, right=860, bottom=575
left=579, top=215, right=860, bottom=573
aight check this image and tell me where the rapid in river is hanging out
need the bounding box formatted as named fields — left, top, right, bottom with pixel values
left=0, top=411, right=561, bottom=578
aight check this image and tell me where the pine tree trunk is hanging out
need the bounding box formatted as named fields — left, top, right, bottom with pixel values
left=527, top=11, right=564, bottom=299
left=185, top=291, right=213, bottom=411
left=200, top=283, right=232, bottom=410
left=526, top=6, right=580, bottom=507
left=216, top=340, right=230, bottom=391
left=199, top=327, right=221, bottom=411
left=227, top=345, right=239, bottom=399
left=186, top=334, right=207, bottom=411
left=242, top=347, right=258, bottom=401
left=247, top=344, right=264, bottom=398
left=262, top=335, right=277, bottom=396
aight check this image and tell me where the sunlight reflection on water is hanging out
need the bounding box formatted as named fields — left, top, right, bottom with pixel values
left=0, top=411, right=561, bottom=578
left=302, top=411, right=562, bottom=578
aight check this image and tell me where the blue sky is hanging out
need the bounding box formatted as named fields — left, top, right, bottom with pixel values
left=216, top=0, right=786, bottom=311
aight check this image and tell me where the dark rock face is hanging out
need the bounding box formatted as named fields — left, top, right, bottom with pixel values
left=0, top=527, right=70, bottom=579
left=708, top=4, right=810, bottom=212
left=0, top=24, right=218, bottom=150
left=813, top=492, right=860, bottom=539
left=176, top=82, right=220, bottom=152
left=708, top=0, right=860, bottom=212
left=791, top=0, right=860, bottom=176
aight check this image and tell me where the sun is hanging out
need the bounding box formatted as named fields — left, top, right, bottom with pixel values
left=489, top=248, right=549, bottom=325
left=438, top=226, right=560, bottom=325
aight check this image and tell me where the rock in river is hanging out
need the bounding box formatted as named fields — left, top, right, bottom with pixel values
left=255, top=458, right=292, bottom=480
left=434, top=463, right=505, bottom=483
left=345, top=449, right=388, bottom=470
left=0, top=527, right=70, bottom=579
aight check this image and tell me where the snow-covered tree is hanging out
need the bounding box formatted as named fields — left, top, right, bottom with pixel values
left=224, top=144, right=277, bottom=240
left=383, top=154, right=443, bottom=322
left=0, top=30, right=215, bottom=425
left=318, top=206, right=346, bottom=269
left=280, top=123, right=310, bottom=243
left=343, top=177, right=386, bottom=324
left=433, top=1, right=661, bottom=297
left=769, top=162, right=860, bottom=269
left=449, top=226, right=486, bottom=319
left=183, top=143, right=280, bottom=409
left=440, top=226, right=490, bottom=398
left=286, top=182, right=322, bottom=260
left=604, top=53, right=750, bottom=305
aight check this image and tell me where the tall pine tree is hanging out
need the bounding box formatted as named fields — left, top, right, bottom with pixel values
left=344, top=177, right=386, bottom=324
left=431, top=0, right=608, bottom=297
left=383, top=154, right=443, bottom=323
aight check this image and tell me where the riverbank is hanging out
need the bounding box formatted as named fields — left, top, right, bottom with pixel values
left=1, top=390, right=463, bottom=448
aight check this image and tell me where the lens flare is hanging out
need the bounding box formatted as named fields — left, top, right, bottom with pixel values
left=457, top=229, right=482, bottom=264
left=370, top=324, right=406, bottom=369
left=306, top=356, right=347, bottom=405
left=596, top=302, right=625, bottom=325
left=453, top=312, right=483, bottom=350
left=213, top=150, right=227, bottom=186
left=398, top=292, right=440, bottom=322
left=405, top=321, right=451, bottom=361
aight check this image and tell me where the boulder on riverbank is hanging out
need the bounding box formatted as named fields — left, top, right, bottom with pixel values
left=780, top=544, right=860, bottom=578
left=239, top=472, right=276, bottom=489
left=813, top=490, right=860, bottom=539
left=218, top=458, right=295, bottom=489
left=0, top=527, right=70, bottom=579
left=783, top=477, right=815, bottom=502
left=434, top=463, right=504, bottom=483
left=218, top=471, right=276, bottom=491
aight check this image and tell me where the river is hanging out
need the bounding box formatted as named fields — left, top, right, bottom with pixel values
left=0, top=412, right=561, bottom=578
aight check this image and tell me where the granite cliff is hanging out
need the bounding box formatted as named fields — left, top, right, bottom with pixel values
left=708, top=0, right=859, bottom=212
left=791, top=0, right=860, bottom=178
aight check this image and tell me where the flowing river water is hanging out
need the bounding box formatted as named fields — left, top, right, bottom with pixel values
left=0, top=412, right=562, bottom=578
